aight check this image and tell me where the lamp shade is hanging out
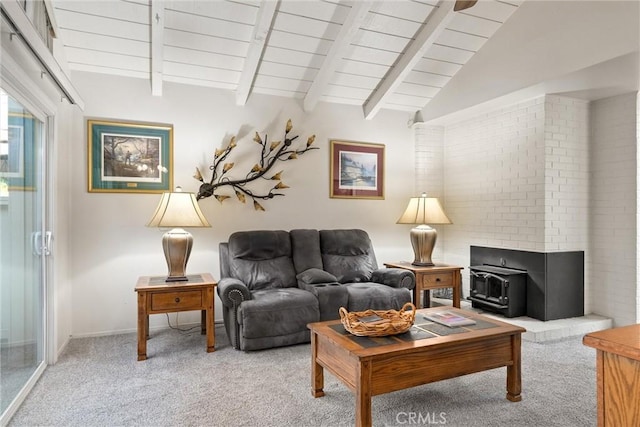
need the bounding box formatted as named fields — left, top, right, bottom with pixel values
left=396, top=194, right=452, bottom=225
left=147, top=191, right=211, bottom=228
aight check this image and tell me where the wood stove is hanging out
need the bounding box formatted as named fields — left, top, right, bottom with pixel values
left=470, top=246, right=584, bottom=321
left=469, top=265, right=527, bottom=318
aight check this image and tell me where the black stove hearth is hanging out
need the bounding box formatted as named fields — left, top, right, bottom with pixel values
left=470, top=246, right=584, bottom=321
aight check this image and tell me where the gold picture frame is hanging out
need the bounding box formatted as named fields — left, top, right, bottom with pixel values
left=87, top=119, right=173, bottom=193
left=330, top=140, right=384, bottom=199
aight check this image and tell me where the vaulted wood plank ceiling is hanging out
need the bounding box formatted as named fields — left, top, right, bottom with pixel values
left=52, top=0, right=522, bottom=119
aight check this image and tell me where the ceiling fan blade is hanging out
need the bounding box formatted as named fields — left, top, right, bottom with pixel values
left=454, top=0, right=478, bottom=12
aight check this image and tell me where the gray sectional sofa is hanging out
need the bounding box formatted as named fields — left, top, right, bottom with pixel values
left=218, top=229, right=415, bottom=351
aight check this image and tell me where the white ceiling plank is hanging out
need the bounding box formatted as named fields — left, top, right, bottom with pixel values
left=262, top=46, right=326, bottom=70
left=268, top=30, right=333, bottom=55
left=323, top=84, right=371, bottom=100
left=373, top=1, right=436, bottom=23
left=363, top=1, right=457, bottom=119
left=336, top=60, right=390, bottom=79
left=447, top=13, right=503, bottom=38
left=164, top=75, right=237, bottom=91
left=164, top=29, right=249, bottom=57
left=460, top=0, right=519, bottom=22
left=320, top=95, right=363, bottom=106
left=258, top=61, right=318, bottom=82
left=413, top=57, right=462, bottom=76
left=164, top=8, right=254, bottom=42
left=277, top=0, right=350, bottom=23
left=164, top=47, right=244, bottom=72
left=405, top=69, right=450, bottom=87
left=271, top=11, right=342, bottom=40
left=331, top=72, right=379, bottom=90
left=64, top=47, right=149, bottom=72
left=347, top=45, right=400, bottom=67
left=361, top=11, right=423, bottom=38
left=253, top=74, right=311, bottom=93
left=424, top=44, right=475, bottom=64
left=236, top=0, right=280, bottom=106
left=163, top=62, right=240, bottom=85
left=151, top=1, right=164, bottom=96
left=303, top=0, right=374, bottom=112
left=438, top=28, right=487, bottom=51
left=68, top=63, right=149, bottom=80
left=57, top=29, right=149, bottom=57
left=54, top=1, right=150, bottom=24
left=395, top=81, right=440, bottom=98
left=164, top=0, right=259, bottom=25
left=55, top=9, right=150, bottom=41
left=351, top=30, right=410, bottom=53
left=252, top=86, right=306, bottom=99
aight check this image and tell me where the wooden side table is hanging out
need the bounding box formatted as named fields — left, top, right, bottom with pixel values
left=583, top=324, right=640, bottom=426
left=135, top=273, right=216, bottom=361
left=384, top=262, right=463, bottom=309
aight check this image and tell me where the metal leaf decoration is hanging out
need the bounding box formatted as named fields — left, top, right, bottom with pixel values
left=194, top=120, right=318, bottom=210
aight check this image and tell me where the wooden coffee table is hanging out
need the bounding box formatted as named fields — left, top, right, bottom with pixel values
left=308, top=307, right=525, bottom=427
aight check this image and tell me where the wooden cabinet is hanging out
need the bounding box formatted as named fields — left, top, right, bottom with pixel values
left=384, top=262, right=462, bottom=308
left=583, top=324, right=640, bottom=426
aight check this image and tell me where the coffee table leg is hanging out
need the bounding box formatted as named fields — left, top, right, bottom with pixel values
left=311, top=333, right=325, bottom=397
left=506, top=334, right=522, bottom=402
left=356, top=360, right=372, bottom=427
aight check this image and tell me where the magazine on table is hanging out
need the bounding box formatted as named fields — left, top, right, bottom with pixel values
left=422, top=311, right=476, bottom=328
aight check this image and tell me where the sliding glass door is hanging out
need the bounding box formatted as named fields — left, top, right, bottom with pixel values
left=0, top=89, right=46, bottom=417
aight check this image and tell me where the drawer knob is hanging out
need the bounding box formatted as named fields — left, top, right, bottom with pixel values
left=436, top=278, right=441, bottom=282
left=175, top=297, right=181, bottom=303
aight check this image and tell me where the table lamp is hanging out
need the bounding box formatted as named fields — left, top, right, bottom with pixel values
left=397, top=193, right=451, bottom=266
left=147, top=187, right=211, bottom=281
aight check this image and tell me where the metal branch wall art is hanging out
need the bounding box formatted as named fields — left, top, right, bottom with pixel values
left=194, top=119, right=318, bottom=211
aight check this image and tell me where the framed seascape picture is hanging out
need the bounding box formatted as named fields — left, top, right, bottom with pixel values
left=330, top=140, right=384, bottom=199
left=87, top=119, right=173, bottom=193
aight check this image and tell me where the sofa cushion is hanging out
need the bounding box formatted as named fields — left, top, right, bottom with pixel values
left=227, top=230, right=296, bottom=291
left=296, top=268, right=338, bottom=285
left=290, top=229, right=324, bottom=274
left=238, top=288, right=319, bottom=339
left=319, top=229, right=378, bottom=283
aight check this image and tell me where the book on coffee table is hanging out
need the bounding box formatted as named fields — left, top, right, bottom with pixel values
left=422, top=311, right=476, bottom=328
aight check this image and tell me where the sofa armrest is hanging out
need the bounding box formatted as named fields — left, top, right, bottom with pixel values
left=217, top=277, right=251, bottom=308
left=371, top=268, right=415, bottom=290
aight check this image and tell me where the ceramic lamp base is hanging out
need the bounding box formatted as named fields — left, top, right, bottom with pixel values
left=410, top=224, right=437, bottom=266
left=162, top=228, right=193, bottom=282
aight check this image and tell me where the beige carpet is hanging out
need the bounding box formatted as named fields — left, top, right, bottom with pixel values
left=9, top=324, right=597, bottom=426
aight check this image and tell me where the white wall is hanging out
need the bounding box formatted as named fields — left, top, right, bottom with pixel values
left=590, top=92, right=638, bottom=326
left=67, top=72, right=417, bottom=337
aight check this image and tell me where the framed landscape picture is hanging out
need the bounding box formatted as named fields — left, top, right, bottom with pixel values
left=330, top=140, right=384, bottom=199
left=87, top=119, right=173, bottom=193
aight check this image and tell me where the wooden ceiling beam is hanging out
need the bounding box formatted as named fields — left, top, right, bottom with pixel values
left=236, top=0, right=279, bottom=106
left=362, top=1, right=456, bottom=120
left=150, top=1, right=164, bottom=96
left=303, top=0, right=374, bottom=113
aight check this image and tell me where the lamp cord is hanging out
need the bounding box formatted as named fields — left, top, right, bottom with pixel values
left=165, top=313, right=201, bottom=334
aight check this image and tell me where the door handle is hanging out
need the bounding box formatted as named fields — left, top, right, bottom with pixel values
left=43, top=231, right=52, bottom=256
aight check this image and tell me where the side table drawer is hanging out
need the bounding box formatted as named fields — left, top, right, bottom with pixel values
left=151, top=290, right=203, bottom=311
left=422, top=273, right=453, bottom=288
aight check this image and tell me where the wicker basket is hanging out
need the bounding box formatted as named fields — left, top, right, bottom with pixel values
left=339, top=302, right=416, bottom=337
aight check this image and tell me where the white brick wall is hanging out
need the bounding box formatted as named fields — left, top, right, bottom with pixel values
left=543, top=96, right=589, bottom=252
left=427, top=95, right=592, bottom=309
left=590, top=92, right=638, bottom=326
left=441, top=96, right=547, bottom=278
left=414, top=124, right=446, bottom=261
